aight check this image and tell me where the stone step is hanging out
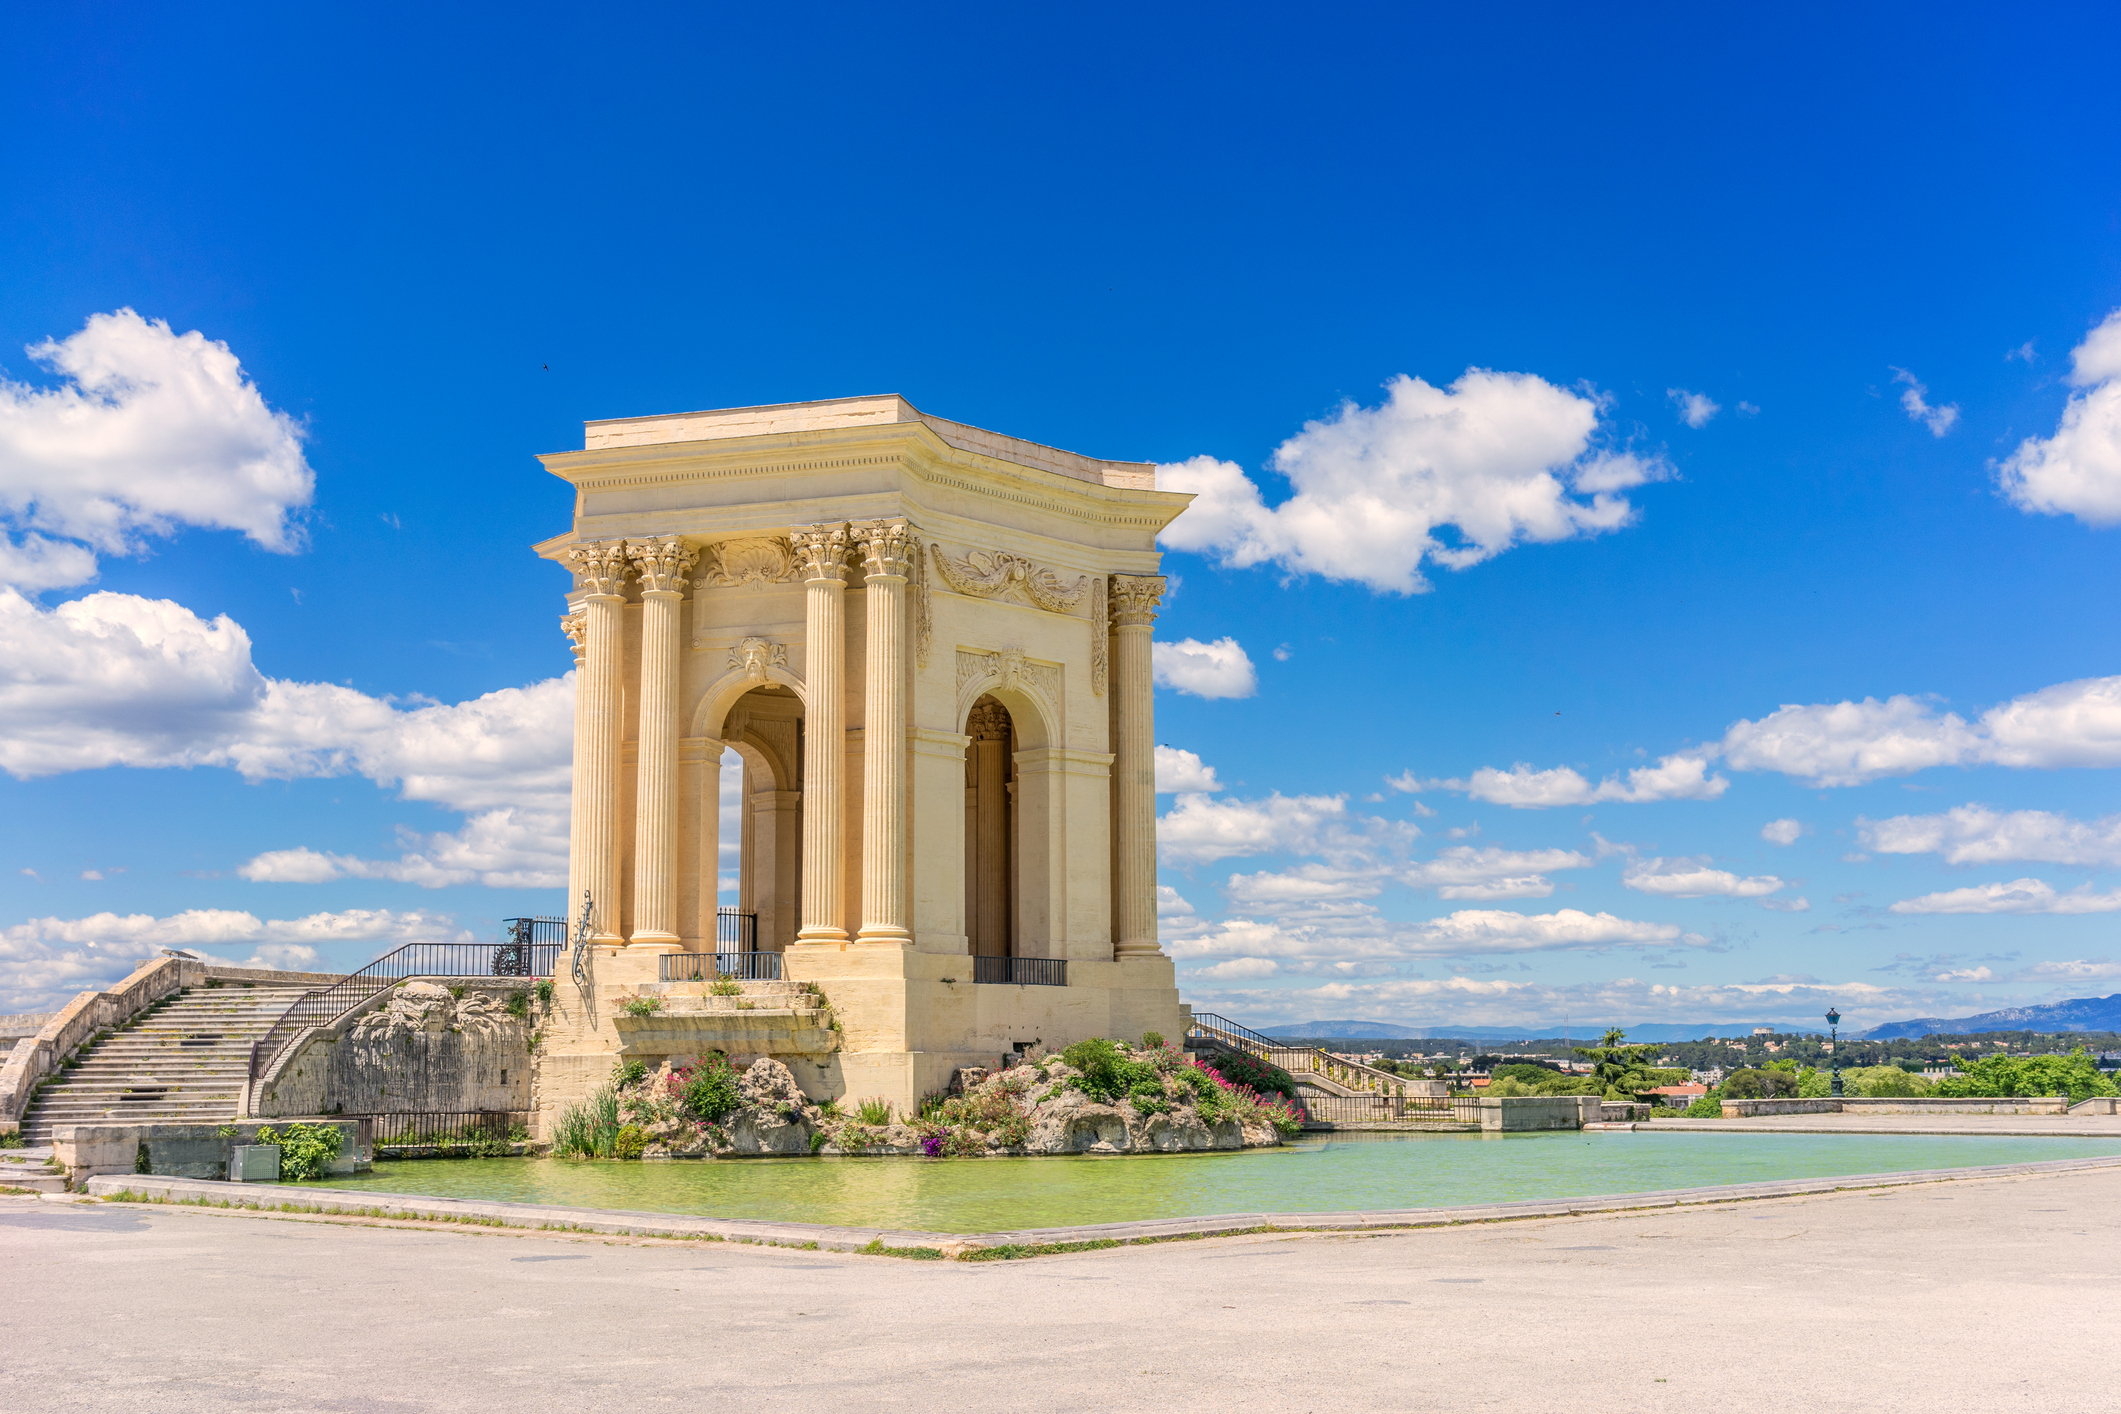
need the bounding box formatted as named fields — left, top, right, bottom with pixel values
left=0, top=1170, right=68, bottom=1194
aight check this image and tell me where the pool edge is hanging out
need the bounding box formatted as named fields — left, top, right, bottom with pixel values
left=80, top=1152, right=2121, bottom=1257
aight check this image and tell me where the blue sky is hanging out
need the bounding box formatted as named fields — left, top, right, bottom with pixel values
left=4, top=4, right=2121, bottom=1031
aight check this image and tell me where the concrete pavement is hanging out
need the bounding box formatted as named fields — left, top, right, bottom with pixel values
left=4, top=1163, right=2118, bottom=1412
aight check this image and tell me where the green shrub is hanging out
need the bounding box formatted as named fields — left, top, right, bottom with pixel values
left=1141, top=1031, right=1165, bottom=1050
left=535, top=978, right=554, bottom=1006
left=613, top=1124, right=648, bottom=1160
left=505, top=990, right=531, bottom=1020
left=621, top=995, right=662, bottom=1018
left=1933, top=1049, right=2117, bottom=1103
left=0, top=1128, right=22, bottom=1150
left=254, top=1122, right=344, bottom=1182
left=709, top=978, right=743, bottom=997
left=1198, top=1049, right=1301, bottom=1107
left=1840, top=1065, right=1930, bottom=1098
left=1682, top=1090, right=1724, bottom=1118
left=676, top=1056, right=741, bottom=1121
left=856, top=1098, right=895, bottom=1126
left=611, top=1057, right=648, bottom=1090
left=447, top=984, right=466, bottom=999
left=1721, top=1068, right=1801, bottom=1100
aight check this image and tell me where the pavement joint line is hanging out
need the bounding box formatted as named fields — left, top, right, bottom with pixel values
left=80, top=1152, right=2121, bottom=1259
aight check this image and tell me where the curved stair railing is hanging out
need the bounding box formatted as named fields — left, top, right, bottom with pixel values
left=249, top=922, right=565, bottom=1082
left=1187, top=1011, right=1419, bottom=1097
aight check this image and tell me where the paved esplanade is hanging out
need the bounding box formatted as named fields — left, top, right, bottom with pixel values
left=5, top=1168, right=2116, bottom=1412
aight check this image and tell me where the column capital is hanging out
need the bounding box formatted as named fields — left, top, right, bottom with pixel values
left=568, top=540, right=632, bottom=597
left=1108, top=574, right=1167, bottom=628
left=560, top=610, right=587, bottom=662
left=857, top=518, right=915, bottom=581
left=629, top=536, right=698, bottom=596
left=791, top=523, right=855, bottom=584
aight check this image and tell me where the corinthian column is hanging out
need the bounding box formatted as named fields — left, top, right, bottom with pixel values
left=856, top=520, right=914, bottom=946
left=793, top=524, right=853, bottom=945
left=561, top=609, right=587, bottom=925
left=567, top=541, right=632, bottom=944
left=1109, top=574, right=1167, bottom=958
left=627, top=536, right=697, bottom=951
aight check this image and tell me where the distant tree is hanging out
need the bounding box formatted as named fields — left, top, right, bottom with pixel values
left=1571, top=1029, right=1676, bottom=1101
left=1721, top=1068, right=1803, bottom=1100
left=1933, top=1048, right=2116, bottom=1103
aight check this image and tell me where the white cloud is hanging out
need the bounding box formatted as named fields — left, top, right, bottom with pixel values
left=0, top=906, right=469, bottom=1010
left=1890, top=367, right=1959, bottom=437
left=1860, top=804, right=2121, bottom=868
left=1156, top=370, right=1669, bottom=596
left=1157, top=792, right=1367, bottom=866
left=1153, top=745, right=1222, bottom=794
left=2014, top=958, right=2121, bottom=981
left=1761, top=897, right=1811, bottom=913
left=1760, top=818, right=1805, bottom=846
left=1403, top=845, right=1592, bottom=899
left=1170, top=904, right=1694, bottom=964
left=0, top=584, right=572, bottom=884
left=1721, top=675, right=2121, bottom=786
left=1890, top=878, right=2121, bottom=916
left=0, top=310, right=314, bottom=587
left=1997, top=309, right=2121, bottom=526
left=1622, top=856, right=1785, bottom=899
left=1668, top=389, right=1720, bottom=428
left=1458, top=752, right=1726, bottom=808
left=1151, top=637, right=1256, bottom=699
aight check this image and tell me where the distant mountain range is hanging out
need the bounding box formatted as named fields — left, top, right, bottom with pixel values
left=1860, top=993, right=2121, bottom=1040
left=1247, top=994, right=2121, bottom=1046
left=1259, top=1019, right=1771, bottom=1044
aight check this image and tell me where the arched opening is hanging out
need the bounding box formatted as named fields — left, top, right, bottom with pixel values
left=964, top=694, right=1016, bottom=958
left=721, top=684, right=803, bottom=953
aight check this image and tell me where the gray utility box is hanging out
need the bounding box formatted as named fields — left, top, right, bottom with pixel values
left=228, top=1145, right=281, bottom=1182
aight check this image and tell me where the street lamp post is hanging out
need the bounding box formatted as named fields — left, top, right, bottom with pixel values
left=1826, top=1007, right=1843, bottom=1097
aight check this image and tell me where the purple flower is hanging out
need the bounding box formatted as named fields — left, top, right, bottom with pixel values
left=921, top=1130, right=948, bottom=1157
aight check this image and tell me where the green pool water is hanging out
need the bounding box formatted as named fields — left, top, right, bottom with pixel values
left=301, top=1131, right=2121, bottom=1235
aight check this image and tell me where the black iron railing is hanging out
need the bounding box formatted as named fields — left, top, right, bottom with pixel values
left=717, top=907, right=758, bottom=951
left=972, top=956, right=1067, bottom=986
left=660, top=951, right=784, bottom=982
left=366, top=1110, right=530, bottom=1146
left=494, top=916, right=566, bottom=975
left=249, top=940, right=563, bottom=1081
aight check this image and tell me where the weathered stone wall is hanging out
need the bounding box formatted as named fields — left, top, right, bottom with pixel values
left=1478, top=1096, right=1599, bottom=1131
left=55, top=1120, right=370, bottom=1186
left=257, top=980, right=533, bottom=1118
left=1719, top=1096, right=2070, bottom=1118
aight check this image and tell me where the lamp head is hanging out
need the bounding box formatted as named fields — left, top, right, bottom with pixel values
left=1826, top=1007, right=1841, bottom=1028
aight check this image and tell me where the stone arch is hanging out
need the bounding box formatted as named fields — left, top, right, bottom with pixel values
left=951, top=654, right=1058, bottom=751
left=713, top=684, right=804, bottom=953
left=691, top=659, right=808, bottom=742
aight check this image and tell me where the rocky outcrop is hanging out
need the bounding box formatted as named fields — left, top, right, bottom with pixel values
left=609, top=1044, right=1290, bottom=1160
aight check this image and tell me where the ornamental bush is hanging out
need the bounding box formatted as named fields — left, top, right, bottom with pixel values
left=1933, top=1049, right=2117, bottom=1103
left=254, top=1122, right=344, bottom=1181
left=1682, top=1089, right=1724, bottom=1118
left=674, top=1055, right=741, bottom=1121
left=1200, top=1049, right=1301, bottom=1107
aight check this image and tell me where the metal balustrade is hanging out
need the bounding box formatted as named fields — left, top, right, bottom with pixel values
left=249, top=933, right=564, bottom=1081
left=972, top=956, right=1067, bottom=986
left=659, top=950, right=784, bottom=982
left=366, top=1110, right=531, bottom=1146
left=716, top=907, right=758, bottom=951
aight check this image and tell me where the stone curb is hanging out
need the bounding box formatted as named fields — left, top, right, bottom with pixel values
left=85, top=1152, right=2121, bottom=1257
left=1591, top=1122, right=2121, bottom=1136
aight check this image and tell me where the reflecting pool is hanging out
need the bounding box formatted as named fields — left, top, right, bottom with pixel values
left=304, top=1130, right=2121, bottom=1234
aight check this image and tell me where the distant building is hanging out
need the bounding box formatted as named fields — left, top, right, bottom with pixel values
left=1753, top=1027, right=1774, bottom=1036
left=1690, top=1067, right=1727, bottom=1085
left=1641, top=1084, right=1708, bottom=1109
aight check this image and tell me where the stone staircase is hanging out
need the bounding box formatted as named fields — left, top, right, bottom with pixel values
left=0, top=1147, right=65, bottom=1194
left=18, top=985, right=309, bottom=1147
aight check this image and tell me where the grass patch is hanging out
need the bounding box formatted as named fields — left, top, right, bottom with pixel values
left=858, top=1237, right=946, bottom=1260
left=960, top=1239, right=1122, bottom=1261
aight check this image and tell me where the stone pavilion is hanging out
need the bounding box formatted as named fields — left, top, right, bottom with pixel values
left=530, top=396, right=1194, bottom=1124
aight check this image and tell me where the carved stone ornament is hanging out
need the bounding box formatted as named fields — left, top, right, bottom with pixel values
left=911, top=541, right=933, bottom=670
left=790, top=523, right=855, bottom=583
left=928, top=543, right=1091, bottom=613
left=629, top=536, right=699, bottom=595
left=956, top=647, right=1062, bottom=732
left=1089, top=577, right=1108, bottom=696
left=729, top=636, right=790, bottom=684
left=1107, top=573, right=1167, bottom=628
left=858, top=518, right=915, bottom=581
left=695, top=536, right=800, bottom=589
left=966, top=698, right=1011, bottom=742
left=560, top=610, right=587, bottom=661
left=567, top=540, right=632, bottom=597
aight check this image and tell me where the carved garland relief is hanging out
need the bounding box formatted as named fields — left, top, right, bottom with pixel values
left=930, top=542, right=1110, bottom=696
left=694, top=536, right=801, bottom=589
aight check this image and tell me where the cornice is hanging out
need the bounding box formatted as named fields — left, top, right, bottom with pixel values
left=540, top=420, right=1191, bottom=535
